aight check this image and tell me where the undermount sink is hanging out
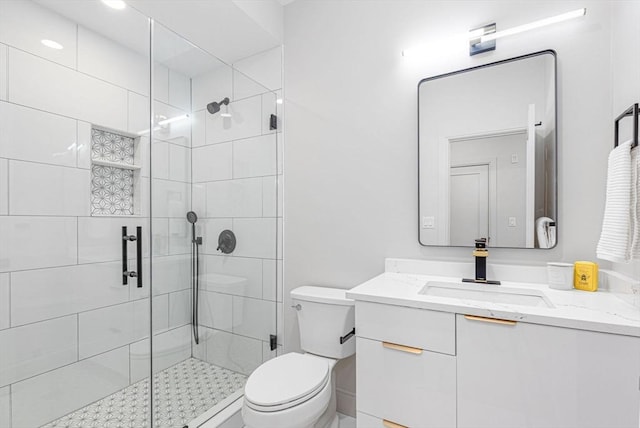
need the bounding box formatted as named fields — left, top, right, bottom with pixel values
left=419, top=281, right=553, bottom=308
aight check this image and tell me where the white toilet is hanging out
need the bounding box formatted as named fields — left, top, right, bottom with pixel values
left=242, top=286, right=355, bottom=428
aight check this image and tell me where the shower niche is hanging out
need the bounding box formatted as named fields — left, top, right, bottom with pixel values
left=90, top=127, right=142, bottom=216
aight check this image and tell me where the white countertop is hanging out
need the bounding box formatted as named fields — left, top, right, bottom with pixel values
left=347, top=269, right=640, bottom=338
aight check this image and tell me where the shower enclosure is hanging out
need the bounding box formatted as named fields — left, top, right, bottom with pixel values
left=0, top=1, right=281, bottom=427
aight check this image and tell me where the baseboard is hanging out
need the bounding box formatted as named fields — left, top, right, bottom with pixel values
left=336, top=387, right=357, bottom=418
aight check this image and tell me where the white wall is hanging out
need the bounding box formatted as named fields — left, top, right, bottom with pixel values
left=283, top=0, right=621, bottom=416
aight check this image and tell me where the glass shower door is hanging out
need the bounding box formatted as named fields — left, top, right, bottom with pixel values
left=150, top=21, right=281, bottom=427
left=0, top=1, right=153, bottom=426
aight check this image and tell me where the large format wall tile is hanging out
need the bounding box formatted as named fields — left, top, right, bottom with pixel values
left=0, top=159, right=6, bottom=215
left=0, top=102, right=78, bottom=167
left=205, top=95, right=262, bottom=145
left=0, top=217, right=77, bottom=272
left=128, top=91, right=150, bottom=136
left=262, top=176, right=279, bottom=217
left=9, top=161, right=90, bottom=216
left=0, top=315, right=77, bottom=387
left=10, top=262, right=128, bottom=327
left=0, top=1, right=77, bottom=69
left=77, top=217, right=149, bottom=264
left=233, top=69, right=268, bottom=101
left=169, top=143, right=191, bottom=183
left=231, top=218, right=277, bottom=259
left=11, top=346, right=129, bottom=428
left=203, top=328, right=262, bottom=376
left=0, top=386, right=8, bottom=428
left=192, top=110, right=206, bottom=148
left=78, top=299, right=149, bottom=359
left=192, top=143, right=232, bottom=183
left=200, top=219, right=233, bottom=255
left=152, top=179, right=190, bottom=218
left=8, top=49, right=128, bottom=130
left=169, top=69, right=191, bottom=112
left=199, top=291, right=232, bottom=332
left=201, top=255, right=262, bottom=299
left=233, top=134, right=277, bottom=179
left=154, top=101, right=190, bottom=147
left=77, top=26, right=148, bottom=96
left=233, top=47, right=283, bottom=92
left=191, top=66, right=232, bottom=112
left=232, top=296, right=276, bottom=341
left=168, top=218, right=190, bottom=255
left=0, top=44, right=6, bottom=100
left=0, top=274, right=7, bottom=330
left=206, top=178, right=263, bottom=218
left=130, top=325, right=191, bottom=382
left=169, top=289, right=190, bottom=329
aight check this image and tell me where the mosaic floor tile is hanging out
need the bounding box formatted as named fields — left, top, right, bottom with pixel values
left=41, top=358, right=246, bottom=428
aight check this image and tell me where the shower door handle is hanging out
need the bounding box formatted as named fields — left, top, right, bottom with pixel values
left=122, top=226, right=143, bottom=288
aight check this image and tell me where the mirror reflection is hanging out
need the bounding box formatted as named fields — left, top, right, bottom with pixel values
left=418, top=51, right=557, bottom=249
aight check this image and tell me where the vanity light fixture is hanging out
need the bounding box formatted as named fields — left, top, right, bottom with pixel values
left=41, top=39, right=63, bottom=50
left=469, top=8, right=586, bottom=55
left=101, top=0, right=127, bottom=10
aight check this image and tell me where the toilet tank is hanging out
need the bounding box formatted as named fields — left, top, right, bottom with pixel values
left=291, top=286, right=355, bottom=359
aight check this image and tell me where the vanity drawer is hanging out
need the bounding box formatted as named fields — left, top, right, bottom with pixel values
left=355, top=301, right=455, bottom=355
left=356, top=337, right=456, bottom=427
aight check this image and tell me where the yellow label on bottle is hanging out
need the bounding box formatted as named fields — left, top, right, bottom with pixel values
left=574, top=261, right=598, bottom=292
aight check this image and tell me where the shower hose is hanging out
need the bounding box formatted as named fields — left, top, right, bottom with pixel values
left=191, top=230, right=200, bottom=345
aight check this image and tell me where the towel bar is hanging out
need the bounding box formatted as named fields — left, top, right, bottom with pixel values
left=614, top=103, right=639, bottom=149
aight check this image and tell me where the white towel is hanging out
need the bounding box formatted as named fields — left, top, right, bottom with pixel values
left=597, top=140, right=633, bottom=263
left=630, top=146, right=640, bottom=260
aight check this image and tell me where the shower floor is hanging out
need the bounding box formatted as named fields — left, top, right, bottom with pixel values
left=41, top=358, right=247, bottom=428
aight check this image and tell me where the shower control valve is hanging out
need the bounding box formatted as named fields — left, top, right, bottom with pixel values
left=291, top=304, right=301, bottom=311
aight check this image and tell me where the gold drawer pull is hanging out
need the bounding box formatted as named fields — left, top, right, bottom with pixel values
left=383, top=419, right=408, bottom=428
left=382, top=341, right=423, bottom=354
left=464, top=315, right=517, bottom=325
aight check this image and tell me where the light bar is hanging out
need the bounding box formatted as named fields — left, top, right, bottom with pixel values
left=480, top=8, right=586, bottom=43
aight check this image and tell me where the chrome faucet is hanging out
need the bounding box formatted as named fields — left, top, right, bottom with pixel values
left=462, top=238, right=501, bottom=285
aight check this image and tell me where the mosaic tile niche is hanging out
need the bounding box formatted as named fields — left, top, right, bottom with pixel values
left=90, top=128, right=138, bottom=216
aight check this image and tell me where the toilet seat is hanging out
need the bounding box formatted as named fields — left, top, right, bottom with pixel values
left=244, top=353, right=330, bottom=412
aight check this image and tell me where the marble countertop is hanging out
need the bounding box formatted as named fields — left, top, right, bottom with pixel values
left=347, top=270, right=640, bottom=337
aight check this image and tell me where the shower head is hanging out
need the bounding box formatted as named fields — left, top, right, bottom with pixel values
left=186, top=211, right=198, bottom=224
left=206, top=97, right=230, bottom=115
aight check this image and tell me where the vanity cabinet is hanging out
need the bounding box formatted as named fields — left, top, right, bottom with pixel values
left=356, top=303, right=640, bottom=428
left=457, top=314, right=640, bottom=428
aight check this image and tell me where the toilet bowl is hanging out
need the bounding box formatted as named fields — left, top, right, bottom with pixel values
left=242, top=286, right=355, bottom=428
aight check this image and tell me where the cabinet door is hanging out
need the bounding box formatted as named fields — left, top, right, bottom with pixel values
left=456, top=314, right=640, bottom=428
left=357, top=337, right=456, bottom=427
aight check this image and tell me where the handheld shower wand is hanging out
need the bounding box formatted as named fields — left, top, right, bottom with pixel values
left=187, top=211, right=202, bottom=344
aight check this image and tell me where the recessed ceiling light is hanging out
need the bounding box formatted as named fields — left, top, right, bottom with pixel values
left=102, top=0, right=127, bottom=10
left=41, top=39, right=63, bottom=50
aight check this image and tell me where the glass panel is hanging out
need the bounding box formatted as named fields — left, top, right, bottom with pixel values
left=0, top=0, right=151, bottom=426
left=150, top=22, right=280, bottom=427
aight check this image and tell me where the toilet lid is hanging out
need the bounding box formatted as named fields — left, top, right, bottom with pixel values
left=244, top=353, right=330, bottom=409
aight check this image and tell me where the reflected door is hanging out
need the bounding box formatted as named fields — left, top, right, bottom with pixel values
left=450, top=165, right=489, bottom=246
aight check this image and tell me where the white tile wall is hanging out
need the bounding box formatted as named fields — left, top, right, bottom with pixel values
left=78, top=299, right=148, bottom=359
left=152, top=218, right=170, bottom=257
left=0, top=315, right=77, bottom=387
left=203, top=328, right=262, bottom=376
left=192, top=143, right=233, bottom=183
left=206, top=96, right=262, bottom=145
left=232, top=218, right=277, bottom=259
left=233, top=69, right=268, bottom=100
left=152, top=140, right=170, bottom=180
left=0, top=274, right=8, bottom=330
left=192, top=110, right=207, bottom=148
left=77, top=26, right=148, bottom=96
left=192, top=183, right=207, bottom=215
left=0, top=216, right=77, bottom=272
left=10, top=262, right=128, bottom=327
left=233, top=47, right=283, bottom=92
left=261, top=259, right=279, bottom=302
left=192, top=66, right=232, bottom=112
left=169, top=289, right=190, bottom=329
left=8, top=48, right=128, bottom=130
left=0, top=0, right=77, bottom=69
left=0, top=102, right=77, bottom=167
left=0, top=159, right=7, bottom=215
left=233, top=134, right=277, bottom=179
left=154, top=101, right=190, bottom=146
left=130, top=325, right=191, bottom=382
left=200, top=291, right=232, bottom=332
left=169, top=69, right=191, bottom=111
left=154, top=64, right=170, bottom=104
left=128, top=91, right=150, bottom=136
left=0, top=44, right=6, bottom=101
left=152, top=179, right=190, bottom=218
left=206, top=178, right=263, bottom=218
left=232, top=296, right=276, bottom=341
left=10, top=346, right=129, bottom=428
left=262, top=91, right=283, bottom=135
left=201, top=255, right=262, bottom=299
left=151, top=254, right=191, bottom=295
left=168, top=218, right=190, bottom=255
left=77, top=217, right=149, bottom=264
left=9, top=161, right=90, bottom=216
left=77, top=121, right=92, bottom=169
left=0, top=386, right=8, bottom=428
left=169, top=143, right=191, bottom=182
left=262, top=176, right=278, bottom=217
